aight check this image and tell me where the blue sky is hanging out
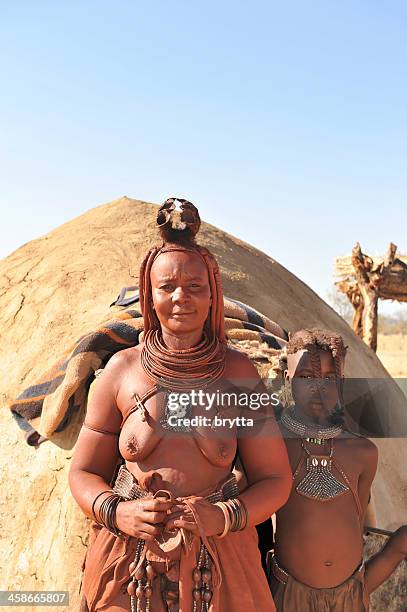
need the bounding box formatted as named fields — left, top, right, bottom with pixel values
left=1, top=1, right=406, bottom=314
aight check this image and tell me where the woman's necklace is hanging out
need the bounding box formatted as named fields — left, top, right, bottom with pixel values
left=141, top=329, right=226, bottom=391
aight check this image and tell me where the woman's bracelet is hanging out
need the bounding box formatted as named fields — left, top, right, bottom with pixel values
left=91, top=490, right=126, bottom=539
left=91, top=490, right=113, bottom=521
left=215, top=497, right=248, bottom=537
left=215, top=501, right=231, bottom=538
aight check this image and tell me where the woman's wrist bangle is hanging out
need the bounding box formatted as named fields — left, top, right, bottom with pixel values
left=239, top=497, right=249, bottom=530
left=91, top=490, right=113, bottom=521
left=215, top=497, right=248, bottom=537
left=215, top=502, right=231, bottom=538
left=91, top=490, right=125, bottom=539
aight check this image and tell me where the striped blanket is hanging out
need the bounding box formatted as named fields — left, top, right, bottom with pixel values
left=10, top=287, right=288, bottom=446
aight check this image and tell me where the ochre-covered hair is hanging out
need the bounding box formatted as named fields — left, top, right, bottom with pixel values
left=287, top=328, right=347, bottom=379
left=139, top=198, right=225, bottom=342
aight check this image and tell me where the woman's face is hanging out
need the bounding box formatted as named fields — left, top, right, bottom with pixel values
left=149, top=250, right=212, bottom=337
left=286, top=348, right=341, bottom=423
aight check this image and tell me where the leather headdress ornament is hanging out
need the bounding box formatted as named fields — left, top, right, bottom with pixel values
left=156, top=197, right=201, bottom=242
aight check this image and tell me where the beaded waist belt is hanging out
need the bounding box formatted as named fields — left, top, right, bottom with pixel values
left=113, top=464, right=239, bottom=503
left=270, top=555, right=290, bottom=585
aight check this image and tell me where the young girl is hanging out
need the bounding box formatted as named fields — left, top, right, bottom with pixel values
left=271, top=328, right=407, bottom=611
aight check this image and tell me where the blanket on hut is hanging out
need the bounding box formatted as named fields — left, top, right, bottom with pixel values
left=10, top=287, right=288, bottom=446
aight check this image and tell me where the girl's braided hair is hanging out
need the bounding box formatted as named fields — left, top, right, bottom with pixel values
left=286, top=328, right=348, bottom=426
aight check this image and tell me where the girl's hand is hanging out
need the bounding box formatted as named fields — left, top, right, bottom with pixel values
left=115, top=497, right=174, bottom=540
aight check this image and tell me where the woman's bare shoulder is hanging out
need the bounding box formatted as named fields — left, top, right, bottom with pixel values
left=104, top=344, right=142, bottom=371
left=93, top=346, right=143, bottom=403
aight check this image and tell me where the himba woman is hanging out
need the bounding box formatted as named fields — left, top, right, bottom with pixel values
left=69, top=198, right=292, bottom=612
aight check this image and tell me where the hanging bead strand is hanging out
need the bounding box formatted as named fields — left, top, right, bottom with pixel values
left=128, top=539, right=145, bottom=612
left=201, top=547, right=213, bottom=612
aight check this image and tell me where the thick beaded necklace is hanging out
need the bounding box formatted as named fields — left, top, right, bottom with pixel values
left=141, top=329, right=226, bottom=391
left=280, top=408, right=343, bottom=443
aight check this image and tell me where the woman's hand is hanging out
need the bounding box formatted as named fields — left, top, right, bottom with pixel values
left=165, top=499, right=225, bottom=537
left=115, top=497, right=174, bottom=540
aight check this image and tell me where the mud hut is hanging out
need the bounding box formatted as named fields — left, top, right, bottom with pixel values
left=1, top=197, right=406, bottom=610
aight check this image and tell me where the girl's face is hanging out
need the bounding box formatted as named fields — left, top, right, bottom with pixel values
left=286, top=348, right=342, bottom=424
left=149, top=250, right=211, bottom=337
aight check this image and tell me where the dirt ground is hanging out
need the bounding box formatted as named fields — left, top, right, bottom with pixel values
left=377, top=333, right=407, bottom=379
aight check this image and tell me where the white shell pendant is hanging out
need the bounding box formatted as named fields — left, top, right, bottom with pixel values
left=296, top=455, right=349, bottom=501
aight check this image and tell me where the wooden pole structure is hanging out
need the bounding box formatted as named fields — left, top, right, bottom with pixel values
left=335, top=243, right=407, bottom=352
left=351, top=243, right=379, bottom=351
left=336, top=278, right=363, bottom=338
